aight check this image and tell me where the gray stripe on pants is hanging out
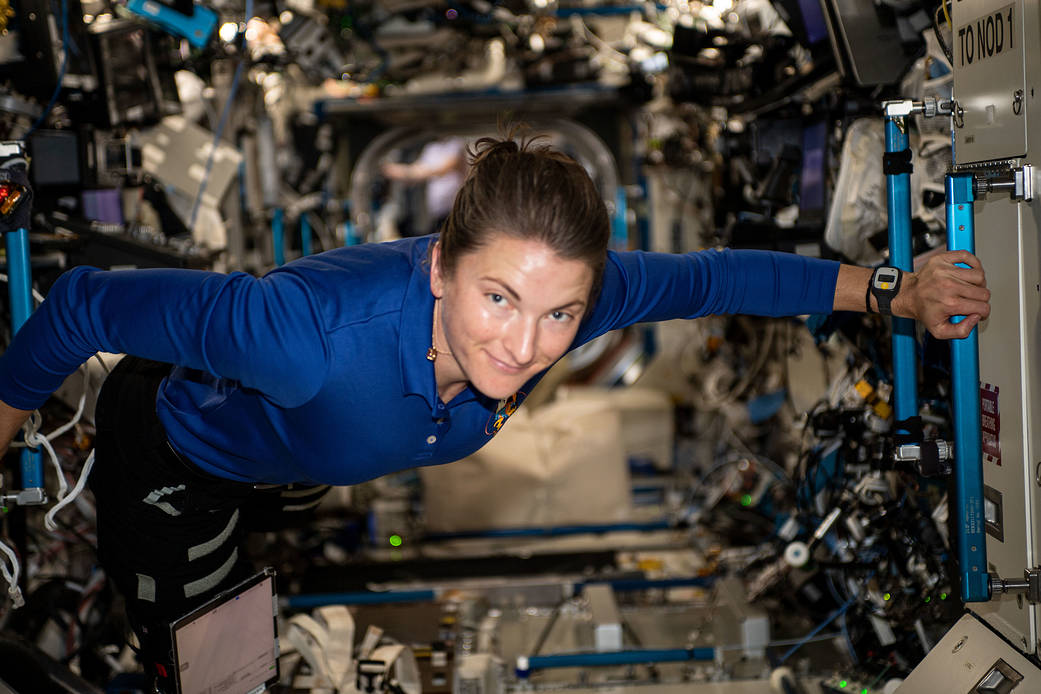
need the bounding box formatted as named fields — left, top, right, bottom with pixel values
left=137, top=573, right=156, bottom=602
left=187, top=509, right=239, bottom=562
left=183, top=548, right=238, bottom=599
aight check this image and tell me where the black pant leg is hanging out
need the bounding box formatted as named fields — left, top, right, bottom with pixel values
left=89, top=357, right=255, bottom=689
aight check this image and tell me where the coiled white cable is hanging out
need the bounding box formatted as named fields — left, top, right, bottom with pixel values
left=20, top=411, right=68, bottom=504
left=0, top=538, right=23, bottom=608
left=9, top=353, right=106, bottom=448
left=44, top=449, right=94, bottom=533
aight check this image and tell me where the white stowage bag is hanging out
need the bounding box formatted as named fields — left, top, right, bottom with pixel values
left=555, top=386, right=674, bottom=471
left=825, top=116, right=951, bottom=266
left=420, top=397, right=635, bottom=532
left=825, top=118, right=888, bottom=266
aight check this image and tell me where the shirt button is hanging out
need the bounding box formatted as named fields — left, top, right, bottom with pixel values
left=426, top=435, right=437, bottom=444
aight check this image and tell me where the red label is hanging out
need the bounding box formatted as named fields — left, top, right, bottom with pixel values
left=981, top=383, right=1000, bottom=465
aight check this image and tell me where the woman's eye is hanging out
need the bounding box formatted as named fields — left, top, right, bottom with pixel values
left=489, top=293, right=506, bottom=305
left=550, top=311, right=572, bottom=322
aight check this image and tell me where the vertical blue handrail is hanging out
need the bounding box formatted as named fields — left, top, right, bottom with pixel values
left=945, top=173, right=989, bottom=602
left=300, top=213, right=312, bottom=257
left=5, top=228, right=43, bottom=489
left=272, top=207, right=285, bottom=266
left=884, top=117, right=918, bottom=436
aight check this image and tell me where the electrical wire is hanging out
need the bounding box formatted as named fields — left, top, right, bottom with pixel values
left=932, top=5, right=954, bottom=70
left=777, top=596, right=856, bottom=664
left=22, top=411, right=69, bottom=503
left=530, top=599, right=566, bottom=656
left=0, top=273, right=46, bottom=304
left=187, top=57, right=245, bottom=233
left=9, top=392, right=85, bottom=449
left=0, top=538, right=23, bottom=608
left=9, top=365, right=92, bottom=448
left=44, top=449, right=94, bottom=532
left=717, top=631, right=845, bottom=652
left=838, top=612, right=857, bottom=664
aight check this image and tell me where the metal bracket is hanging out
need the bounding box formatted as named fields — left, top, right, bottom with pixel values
left=2, top=488, right=46, bottom=506
left=894, top=440, right=954, bottom=477
left=883, top=97, right=954, bottom=119
left=0, top=472, right=47, bottom=507
left=990, top=568, right=1041, bottom=604
left=974, top=165, right=1035, bottom=202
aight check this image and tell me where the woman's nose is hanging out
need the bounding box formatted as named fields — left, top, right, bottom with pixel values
left=503, top=318, right=537, bottom=365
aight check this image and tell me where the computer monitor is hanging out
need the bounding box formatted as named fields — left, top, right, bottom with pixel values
left=799, top=120, right=828, bottom=225
left=170, top=568, right=280, bottom=694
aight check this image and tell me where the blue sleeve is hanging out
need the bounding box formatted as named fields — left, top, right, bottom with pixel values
left=575, top=248, right=840, bottom=345
left=0, top=266, right=331, bottom=410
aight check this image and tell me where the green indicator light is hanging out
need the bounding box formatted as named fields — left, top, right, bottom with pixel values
left=389, top=534, right=403, bottom=547
left=883, top=593, right=891, bottom=601
left=839, top=681, right=848, bottom=688
left=862, top=690, right=868, bottom=694
left=740, top=494, right=753, bottom=507
left=940, top=592, right=948, bottom=600
left=924, top=596, right=931, bottom=603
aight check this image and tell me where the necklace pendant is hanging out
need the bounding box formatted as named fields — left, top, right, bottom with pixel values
left=426, top=347, right=437, bottom=361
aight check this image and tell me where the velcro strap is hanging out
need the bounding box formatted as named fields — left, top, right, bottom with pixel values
left=883, top=149, right=913, bottom=175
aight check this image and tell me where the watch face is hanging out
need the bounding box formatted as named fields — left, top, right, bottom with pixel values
left=874, top=270, right=898, bottom=290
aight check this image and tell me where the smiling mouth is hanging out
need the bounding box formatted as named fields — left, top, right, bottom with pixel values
left=486, top=352, right=525, bottom=374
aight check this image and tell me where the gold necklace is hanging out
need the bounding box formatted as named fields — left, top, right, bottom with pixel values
left=427, top=299, right=453, bottom=361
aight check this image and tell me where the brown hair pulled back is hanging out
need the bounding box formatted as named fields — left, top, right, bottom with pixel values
left=437, top=130, right=611, bottom=308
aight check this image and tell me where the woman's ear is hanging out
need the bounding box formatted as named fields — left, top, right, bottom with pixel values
left=429, top=241, right=444, bottom=298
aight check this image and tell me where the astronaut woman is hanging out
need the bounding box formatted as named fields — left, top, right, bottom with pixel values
left=0, top=135, right=989, bottom=689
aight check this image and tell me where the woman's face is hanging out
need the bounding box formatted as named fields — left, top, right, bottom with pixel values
left=431, top=233, right=595, bottom=401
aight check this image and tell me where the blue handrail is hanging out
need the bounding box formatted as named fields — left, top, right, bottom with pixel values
left=944, top=173, right=989, bottom=602
left=5, top=228, right=42, bottom=489
left=883, top=117, right=918, bottom=437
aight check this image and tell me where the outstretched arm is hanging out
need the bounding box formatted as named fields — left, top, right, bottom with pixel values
left=833, top=250, right=991, bottom=339
left=0, top=265, right=331, bottom=416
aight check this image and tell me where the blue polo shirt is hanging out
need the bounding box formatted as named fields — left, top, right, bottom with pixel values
left=0, top=236, right=838, bottom=484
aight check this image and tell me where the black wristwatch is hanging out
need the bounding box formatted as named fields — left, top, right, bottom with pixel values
left=868, top=266, right=902, bottom=316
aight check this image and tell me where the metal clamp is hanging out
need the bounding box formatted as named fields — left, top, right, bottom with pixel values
left=882, top=97, right=953, bottom=119
left=894, top=440, right=954, bottom=477
left=1013, top=164, right=1033, bottom=201
left=990, top=568, right=1041, bottom=603
left=0, top=471, right=47, bottom=506
left=2, top=488, right=46, bottom=506
left=974, top=165, right=1035, bottom=202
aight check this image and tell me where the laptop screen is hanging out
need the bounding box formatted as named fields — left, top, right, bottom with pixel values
left=170, top=569, right=280, bottom=694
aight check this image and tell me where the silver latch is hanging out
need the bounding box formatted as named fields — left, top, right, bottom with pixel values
left=894, top=440, right=953, bottom=477
left=989, top=567, right=1041, bottom=603
left=973, top=165, right=1035, bottom=203
left=1, top=487, right=46, bottom=506
left=883, top=97, right=953, bottom=119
